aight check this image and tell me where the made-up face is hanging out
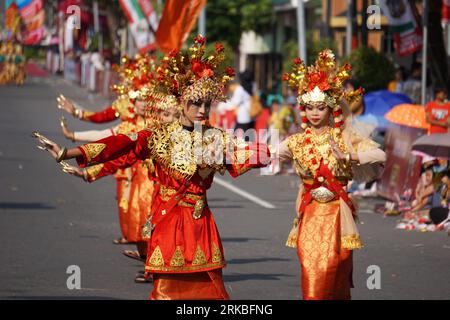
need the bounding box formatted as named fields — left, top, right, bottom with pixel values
left=183, top=100, right=212, bottom=125
left=158, top=107, right=180, bottom=124
left=135, top=99, right=147, bottom=117
left=305, top=102, right=331, bottom=128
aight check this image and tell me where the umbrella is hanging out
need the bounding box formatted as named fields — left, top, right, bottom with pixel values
left=412, top=133, right=450, bottom=159
left=384, top=104, right=429, bottom=129
left=361, top=90, right=412, bottom=129
left=354, top=113, right=389, bottom=130
left=363, top=90, right=412, bottom=115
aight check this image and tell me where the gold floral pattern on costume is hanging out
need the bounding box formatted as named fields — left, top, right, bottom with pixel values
left=170, top=246, right=185, bottom=267
left=192, top=245, right=207, bottom=266
left=81, top=143, right=106, bottom=162
left=149, top=246, right=164, bottom=267
left=212, top=244, right=223, bottom=264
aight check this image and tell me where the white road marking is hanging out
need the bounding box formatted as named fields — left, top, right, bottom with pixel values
left=214, top=176, right=276, bottom=209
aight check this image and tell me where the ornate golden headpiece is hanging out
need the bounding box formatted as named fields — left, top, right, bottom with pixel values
left=154, top=35, right=236, bottom=103
left=112, top=54, right=157, bottom=100
left=283, top=49, right=363, bottom=130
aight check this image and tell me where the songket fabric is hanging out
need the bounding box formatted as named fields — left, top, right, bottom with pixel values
left=77, top=121, right=270, bottom=299
left=279, top=127, right=385, bottom=300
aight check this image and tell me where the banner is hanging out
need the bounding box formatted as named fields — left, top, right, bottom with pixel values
left=119, top=0, right=154, bottom=52
left=155, top=0, right=206, bottom=53
left=443, top=0, right=450, bottom=24
left=15, top=0, right=32, bottom=9
left=378, top=126, right=424, bottom=202
left=379, top=0, right=422, bottom=57
left=18, top=0, right=46, bottom=44
left=19, top=0, right=43, bottom=22
left=22, top=26, right=45, bottom=45
left=25, top=10, right=45, bottom=32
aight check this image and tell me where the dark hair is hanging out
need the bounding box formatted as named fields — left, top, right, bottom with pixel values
left=271, top=99, right=280, bottom=105
left=239, top=70, right=253, bottom=95
left=434, top=86, right=446, bottom=96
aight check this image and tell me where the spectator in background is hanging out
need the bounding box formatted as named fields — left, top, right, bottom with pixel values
left=425, top=87, right=450, bottom=134
left=403, top=63, right=422, bottom=104
left=230, top=70, right=253, bottom=133
left=254, top=85, right=271, bottom=134
left=266, top=84, right=284, bottom=107
left=411, top=162, right=436, bottom=212
left=388, top=66, right=406, bottom=94
left=215, top=82, right=236, bottom=130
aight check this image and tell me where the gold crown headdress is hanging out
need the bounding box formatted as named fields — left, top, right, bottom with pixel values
left=154, top=35, right=236, bottom=103
left=283, top=49, right=363, bottom=131
left=112, top=54, right=157, bottom=100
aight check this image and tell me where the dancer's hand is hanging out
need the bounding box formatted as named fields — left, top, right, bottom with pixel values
left=57, top=94, right=76, bottom=116
left=329, top=139, right=346, bottom=160
left=60, top=162, right=84, bottom=178
left=60, top=116, right=75, bottom=141
left=32, top=131, right=61, bottom=160
left=202, top=136, right=222, bottom=166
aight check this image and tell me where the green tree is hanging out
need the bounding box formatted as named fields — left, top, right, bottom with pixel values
left=201, top=0, right=273, bottom=49
left=281, top=36, right=337, bottom=74
left=345, top=46, right=395, bottom=92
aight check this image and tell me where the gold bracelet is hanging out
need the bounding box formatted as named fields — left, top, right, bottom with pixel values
left=56, top=147, right=67, bottom=163
left=345, top=153, right=351, bottom=164
left=73, top=109, right=80, bottom=118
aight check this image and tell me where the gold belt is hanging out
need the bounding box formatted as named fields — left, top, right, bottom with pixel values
left=310, top=186, right=336, bottom=203
left=159, top=185, right=206, bottom=219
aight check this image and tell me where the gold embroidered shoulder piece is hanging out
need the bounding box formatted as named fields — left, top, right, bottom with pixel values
left=80, top=143, right=106, bottom=162
left=147, top=122, right=228, bottom=180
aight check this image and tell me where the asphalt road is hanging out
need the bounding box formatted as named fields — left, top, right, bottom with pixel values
left=0, top=75, right=449, bottom=300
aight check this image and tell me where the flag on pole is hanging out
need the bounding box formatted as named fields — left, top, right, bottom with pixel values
left=155, top=0, right=206, bottom=53
left=379, top=0, right=422, bottom=56
left=119, top=0, right=155, bottom=53
left=138, top=0, right=159, bottom=33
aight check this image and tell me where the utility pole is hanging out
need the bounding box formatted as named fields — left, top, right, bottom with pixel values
left=325, top=0, right=332, bottom=38
left=421, top=0, right=429, bottom=106
left=361, top=0, right=368, bottom=46
left=346, top=0, right=352, bottom=55
left=198, top=5, right=206, bottom=36
left=297, top=0, right=307, bottom=64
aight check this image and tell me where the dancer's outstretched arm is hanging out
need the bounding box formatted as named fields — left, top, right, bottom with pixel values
left=33, top=130, right=151, bottom=168
left=60, top=153, right=143, bottom=182
left=60, top=116, right=116, bottom=142
left=225, top=138, right=271, bottom=177
left=56, top=94, right=121, bottom=123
